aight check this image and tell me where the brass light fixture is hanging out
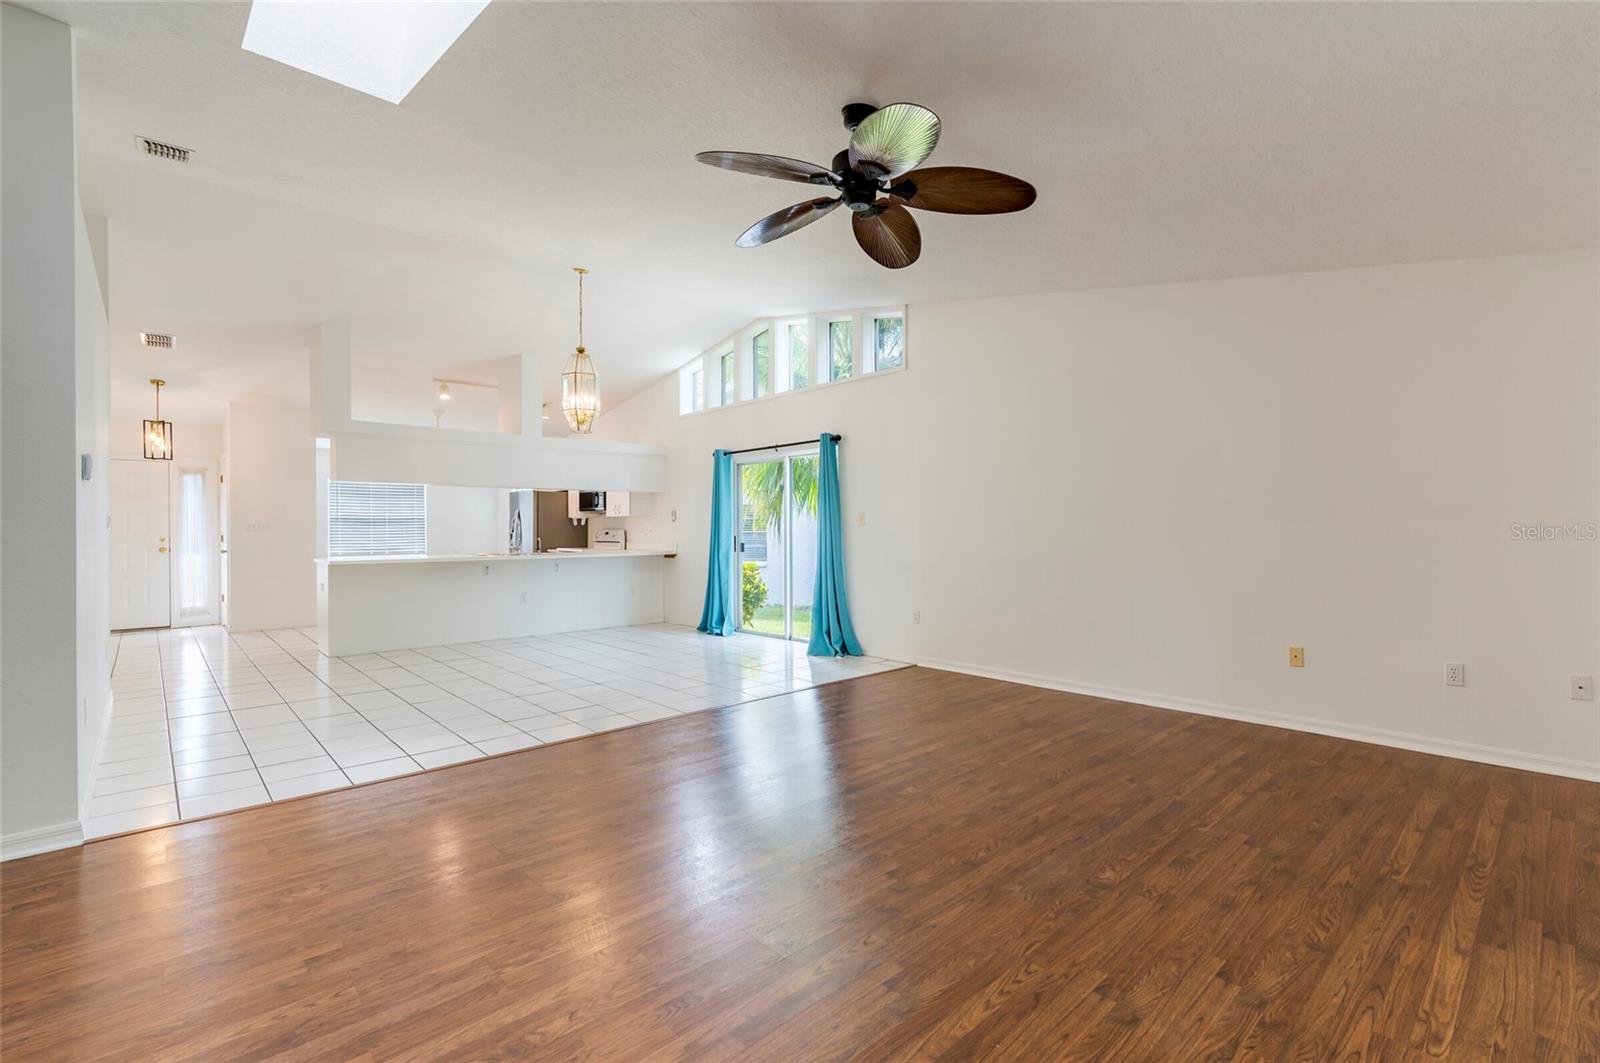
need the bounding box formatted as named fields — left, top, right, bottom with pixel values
left=560, top=266, right=600, bottom=434
left=143, top=378, right=173, bottom=460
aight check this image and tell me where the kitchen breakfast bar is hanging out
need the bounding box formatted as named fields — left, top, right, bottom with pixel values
left=315, top=548, right=674, bottom=656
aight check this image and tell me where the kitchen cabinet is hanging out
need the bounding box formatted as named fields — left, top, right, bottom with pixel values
left=567, top=490, right=634, bottom=519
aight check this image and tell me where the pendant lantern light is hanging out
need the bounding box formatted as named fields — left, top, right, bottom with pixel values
left=560, top=267, right=600, bottom=434
left=143, top=378, right=173, bottom=460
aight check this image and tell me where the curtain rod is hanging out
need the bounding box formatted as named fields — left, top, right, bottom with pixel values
left=724, top=434, right=840, bottom=457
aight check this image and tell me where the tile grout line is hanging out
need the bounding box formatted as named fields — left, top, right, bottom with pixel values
left=152, top=632, right=180, bottom=821
left=221, top=627, right=362, bottom=793
left=367, top=649, right=618, bottom=748
left=184, top=627, right=277, bottom=807
left=380, top=648, right=577, bottom=751
left=260, top=628, right=427, bottom=779
left=88, top=633, right=166, bottom=834
left=325, top=642, right=511, bottom=761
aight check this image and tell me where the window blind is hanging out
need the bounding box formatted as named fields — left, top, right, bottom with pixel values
left=328, top=481, right=426, bottom=557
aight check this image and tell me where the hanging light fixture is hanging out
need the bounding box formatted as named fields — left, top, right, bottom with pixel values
left=143, top=378, right=173, bottom=460
left=560, top=266, right=600, bottom=433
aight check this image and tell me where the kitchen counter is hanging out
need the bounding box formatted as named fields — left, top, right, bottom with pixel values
left=315, top=548, right=673, bottom=655
left=320, top=547, right=675, bottom=566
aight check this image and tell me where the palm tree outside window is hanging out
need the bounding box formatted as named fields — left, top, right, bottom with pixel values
left=752, top=330, right=771, bottom=397
left=788, top=323, right=809, bottom=389
left=828, top=320, right=852, bottom=381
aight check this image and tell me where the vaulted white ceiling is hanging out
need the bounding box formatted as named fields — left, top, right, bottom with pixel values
left=35, top=1, right=1600, bottom=426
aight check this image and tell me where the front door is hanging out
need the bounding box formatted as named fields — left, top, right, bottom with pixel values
left=110, top=458, right=171, bottom=630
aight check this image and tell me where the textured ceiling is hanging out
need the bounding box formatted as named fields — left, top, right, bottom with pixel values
left=35, top=1, right=1600, bottom=425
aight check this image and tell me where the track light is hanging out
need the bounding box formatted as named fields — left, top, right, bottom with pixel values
left=432, top=377, right=495, bottom=408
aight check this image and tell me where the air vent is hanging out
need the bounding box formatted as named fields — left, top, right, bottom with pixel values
left=139, top=332, right=176, bottom=349
left=136, top=136, right=192, bottom=164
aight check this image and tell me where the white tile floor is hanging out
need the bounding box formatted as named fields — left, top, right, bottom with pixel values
left=86, top=624, right=904, bottom=839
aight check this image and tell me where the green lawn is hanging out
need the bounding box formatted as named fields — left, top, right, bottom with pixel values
left=748, top=604, right=811, bottom=640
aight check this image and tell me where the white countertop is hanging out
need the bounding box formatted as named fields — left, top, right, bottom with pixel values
left=319, top=547, right=675, bottom=567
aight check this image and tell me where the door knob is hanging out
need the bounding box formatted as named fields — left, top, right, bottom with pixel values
left=158, top=546, right=168, bottom=553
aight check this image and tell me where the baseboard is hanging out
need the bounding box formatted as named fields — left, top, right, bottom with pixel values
left=2, top=820, right=85, bottom=862
left=916, top=656, right=1600, bottom=783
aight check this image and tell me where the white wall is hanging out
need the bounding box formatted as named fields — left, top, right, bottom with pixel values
left=426, top=485, right=504, bottom=555
left=75, top=212, right=112, bottom=819
left=599, top=249, right=1600, bottom=778
left=1, top=3, right=90, bottom=857
left=225, top=402, right=316, bottom=631
left=329, top=423, right=665, bottom=493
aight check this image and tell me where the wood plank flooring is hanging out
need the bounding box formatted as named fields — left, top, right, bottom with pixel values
left=2, top=666, right=1596, bottom=1060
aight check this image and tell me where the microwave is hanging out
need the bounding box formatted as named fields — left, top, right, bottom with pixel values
left=576, top=490, right=607, bottom=514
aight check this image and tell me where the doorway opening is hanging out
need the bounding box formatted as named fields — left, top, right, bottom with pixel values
left=734, top=448, right=818, bottom=642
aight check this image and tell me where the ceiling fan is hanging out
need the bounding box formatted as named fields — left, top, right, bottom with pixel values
left=696, top=102, right=1037, bottom=270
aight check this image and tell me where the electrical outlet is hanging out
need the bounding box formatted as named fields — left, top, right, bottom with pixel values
left=1288, top=646, right=1305, bottom=668
left=1572, top=674, right=1594, bottom=701
left=912, top=610, right=921, bottom=626
left=1444, top=662, right=1465, bottom=687
left=857, top=512, right=867, bottom=527
left=519, top=592, right=527, bottom=605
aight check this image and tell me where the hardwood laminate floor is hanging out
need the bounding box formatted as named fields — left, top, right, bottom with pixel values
left=2, top=666, right=1596, bottom=1060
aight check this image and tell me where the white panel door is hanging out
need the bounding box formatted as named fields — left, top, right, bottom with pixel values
left=110, top=458, right=171, bottom=630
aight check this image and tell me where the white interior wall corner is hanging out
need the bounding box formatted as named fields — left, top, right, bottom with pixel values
left=1, top=3, right=88, bottom=855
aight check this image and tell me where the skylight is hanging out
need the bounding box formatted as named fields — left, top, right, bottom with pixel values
left=241, top=1, right=490, bottom=105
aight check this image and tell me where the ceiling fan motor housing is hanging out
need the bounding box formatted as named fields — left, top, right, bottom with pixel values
left=840, top=102, right=878, bottom=131
left=832, top=148, right=884, bottom=211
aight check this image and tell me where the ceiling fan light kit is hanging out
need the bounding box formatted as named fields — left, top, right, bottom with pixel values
left=697, top=102, right=1037, bottom=269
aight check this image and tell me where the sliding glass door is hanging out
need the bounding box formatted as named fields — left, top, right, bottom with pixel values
left=735, top=449, right=818, bottom=641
